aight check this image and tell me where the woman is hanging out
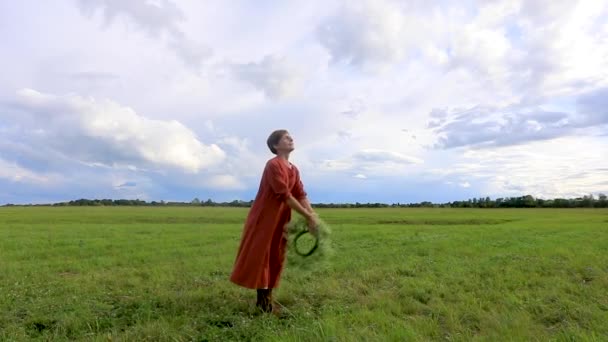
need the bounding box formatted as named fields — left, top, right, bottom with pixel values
left=230, top=129, right=318, bottom=313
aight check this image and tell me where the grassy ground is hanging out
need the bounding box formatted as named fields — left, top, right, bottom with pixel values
left=0, top=207, right=607, bottom=341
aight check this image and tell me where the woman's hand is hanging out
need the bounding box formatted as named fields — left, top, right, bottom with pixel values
left=306, top=212, right=319, bottom=234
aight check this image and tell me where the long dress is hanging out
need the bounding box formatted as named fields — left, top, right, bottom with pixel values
left=229, top=156, right=307, bottom=289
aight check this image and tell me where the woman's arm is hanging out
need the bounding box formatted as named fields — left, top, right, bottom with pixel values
left=287, top=195, right=312, bottom=219
left=287, top=195, right=318, bottom=231
left=299, top=197, right=314, bottom=214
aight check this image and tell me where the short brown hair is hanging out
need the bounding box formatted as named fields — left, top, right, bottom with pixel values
left=267, top=129, right=288, bottom=154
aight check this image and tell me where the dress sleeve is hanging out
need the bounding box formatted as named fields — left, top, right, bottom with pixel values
left=292, top=166, right=307, bottom=200
left=266, top=160, right=291, bottom=202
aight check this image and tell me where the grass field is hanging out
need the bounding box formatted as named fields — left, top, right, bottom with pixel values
left=1, top=207, right=607, bottom=341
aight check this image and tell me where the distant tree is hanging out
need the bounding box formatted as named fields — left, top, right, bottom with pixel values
left=598, top=193, right=607, bottom=208
left=581, top=194, right=594, bottom=208
left=495, top=198, right=503, bottom=207
left=522, top=195, right=536, bottom=207
left=25, top=192, right=608, bottom=209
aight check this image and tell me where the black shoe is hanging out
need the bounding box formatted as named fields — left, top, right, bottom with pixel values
left=256, top=289, right=272, bottom=313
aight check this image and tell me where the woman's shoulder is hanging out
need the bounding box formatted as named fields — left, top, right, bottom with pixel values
left=264, top=157, right=284, bottom=172
left=265, top=156, right=280, bottom=167
left=266, top=156, right=294, bottom=166
left=265, top=157, right=297, bottom=172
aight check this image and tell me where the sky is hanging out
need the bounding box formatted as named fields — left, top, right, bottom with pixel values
left=1, top=0, right=607, bottom=205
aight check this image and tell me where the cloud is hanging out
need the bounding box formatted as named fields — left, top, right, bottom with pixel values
left=2, top=0, right=607, bottom=204
left=203, top=174, right=246, bottom=190
left=69, top=71, right=120, bottom=82
left=76, top=0, right=183, bottom=34
left=341, top=98, right=366, bottom=118
left=427, top=136, right=608, bottom=199
left=11, top=88, right=225, bottom=173
left=337, top=131, right=352, bottom=140
left=430, top=107, right=571, bottom=149
left=447, top=22, right=512, bottom=79
left=576, top=87, right=608, bottom=126
left=460, top=0, right=608, bottom=97
left=429, top=86, right=608, bottom=149
left=318, top=148, right=423, bottom=176
left=316, top=0, right=428, bottom=69
left=353, top=149, right=423, bottom=164
left=0, top=158, right=51, bottom=184
left=231, top=55, right=304, bottom=100
left=76, top=0, right=211, bottom=68
left=116, top=181, right=136, bottom=188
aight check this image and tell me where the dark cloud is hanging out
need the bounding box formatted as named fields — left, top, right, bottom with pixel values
left=430, top=87, right=608, bottom=149
left=576, top=87, right=608, bottom=126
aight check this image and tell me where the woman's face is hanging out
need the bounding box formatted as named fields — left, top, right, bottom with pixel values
left=275, top=132, right=294, bottom=153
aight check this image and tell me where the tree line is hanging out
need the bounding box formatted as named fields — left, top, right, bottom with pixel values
left=313, top=194, right=607, bottom=208
left=3, top=194, right=607, bottom=208
left=47, top=198, right=254, bottom=207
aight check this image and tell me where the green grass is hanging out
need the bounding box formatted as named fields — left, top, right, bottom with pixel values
left=0, top=207, right=607, bottom=341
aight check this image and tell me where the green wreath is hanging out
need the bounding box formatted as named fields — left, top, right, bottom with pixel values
left=293, top=229, right=319, bottom=257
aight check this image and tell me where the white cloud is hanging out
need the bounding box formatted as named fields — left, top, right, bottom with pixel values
left=317, top=148, right=423, bottom=177
left=353, top=149, right=423, bottom=164
left=1, top=0, right=607, bottom=204
left=203, top=174, right=246, bottom=190
left=76, top=0, right=211, bottom=68
left=448, top=25, right=511, bottom=78
left=13, top=88, right=225, bottom=173
left=0, top=158, right=51, bottom=184
left=77, top=0, right=183, bottom=33
left=231, top=55, right=305, bottom=100
left=316, top=0, right=431, bottom=70
left=428, top=136, right=608, bottom=198
left=340, top=98, right=366, bottom=118
left=465, top=0, right=608, bottom=98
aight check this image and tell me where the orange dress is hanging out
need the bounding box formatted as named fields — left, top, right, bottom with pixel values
left=230, top=156, right=307, bottom=289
